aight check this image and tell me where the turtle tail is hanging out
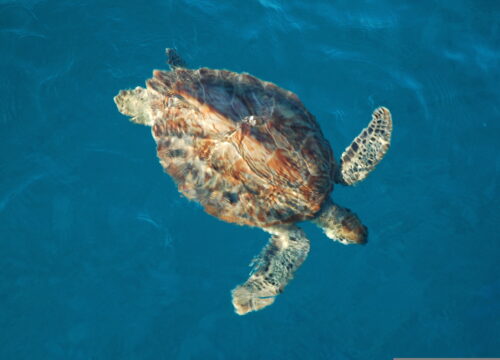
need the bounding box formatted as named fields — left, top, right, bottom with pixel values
left=114, top=87, right=154, bottom=126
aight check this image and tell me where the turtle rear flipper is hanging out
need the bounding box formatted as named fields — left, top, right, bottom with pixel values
left=166, top=48, right=187, bottom=69
left=336, top=107, right=392, bottom=185
left=114, top=87, right=154, bottom=126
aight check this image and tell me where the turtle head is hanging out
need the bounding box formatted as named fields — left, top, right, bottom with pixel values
left=313, top=200, right=368, bottom=245
left=334, top=209, right=368, bottom=245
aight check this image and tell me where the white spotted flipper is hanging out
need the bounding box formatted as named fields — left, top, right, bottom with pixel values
left=336, top=107, right=392, bottom=186
left=231, top=225, right=310, bottom=315
left=114, top=87, right=154, bottom=126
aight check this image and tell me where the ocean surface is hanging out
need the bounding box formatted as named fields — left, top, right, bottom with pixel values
left=1, top=0, right=499, bottom=359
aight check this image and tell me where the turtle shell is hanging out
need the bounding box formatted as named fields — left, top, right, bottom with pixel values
left=146, top=67, right=335, bottom=227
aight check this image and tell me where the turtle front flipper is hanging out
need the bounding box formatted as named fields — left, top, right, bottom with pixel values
left=231, top=225, right=310, bottom=315
left=336, top=107, right=392, bottom=185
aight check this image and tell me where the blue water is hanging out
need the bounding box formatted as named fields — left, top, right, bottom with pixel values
left=1, top=0, right=499, bottom=358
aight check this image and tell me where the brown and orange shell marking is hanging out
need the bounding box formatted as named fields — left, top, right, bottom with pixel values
left=146, top=67, right=335, bottom=227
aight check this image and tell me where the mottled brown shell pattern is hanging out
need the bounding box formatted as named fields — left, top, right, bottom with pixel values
left=146, top=67, right=335, bottom=227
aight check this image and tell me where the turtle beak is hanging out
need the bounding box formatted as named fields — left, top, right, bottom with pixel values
left=356, top=225, right=368, bottom=245
left=339, top=221, right=368, bottom=245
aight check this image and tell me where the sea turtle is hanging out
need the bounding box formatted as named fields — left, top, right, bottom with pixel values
left=114, top=49, right=392, bottom=315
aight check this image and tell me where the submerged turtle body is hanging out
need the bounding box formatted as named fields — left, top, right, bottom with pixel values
left=115, top=49, right=393, bottom=315
left=121, top=67, right=335, bottom=227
